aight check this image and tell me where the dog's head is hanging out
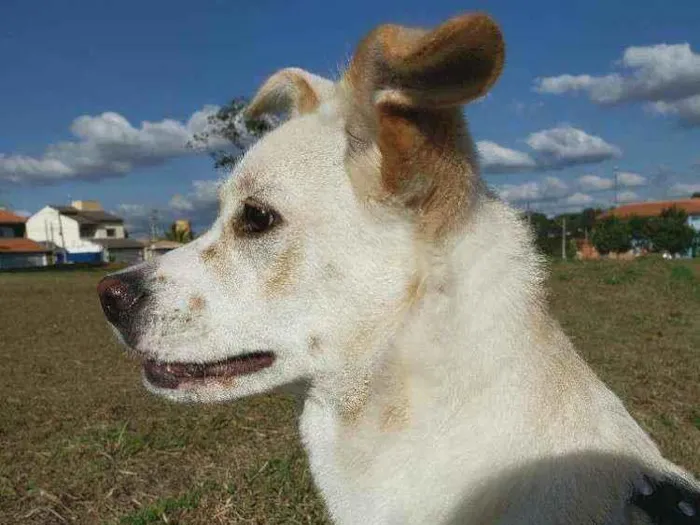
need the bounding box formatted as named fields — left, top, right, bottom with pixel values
left=97, top=13, right=505, bottom=403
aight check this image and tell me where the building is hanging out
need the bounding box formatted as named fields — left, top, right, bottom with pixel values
left=600, top=197, right=700, bottom=257
left=93, top=237, right=147, bottom=264
left=145, top=239, right=184, bottom=260
left=26, top=200, right=145, bottom=264
left=600, top=198, right=700, bottom=222
left=0, top=209, right=52, bottom=269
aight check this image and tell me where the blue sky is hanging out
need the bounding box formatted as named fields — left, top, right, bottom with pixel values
left=1, top=0, right=699, bottom=233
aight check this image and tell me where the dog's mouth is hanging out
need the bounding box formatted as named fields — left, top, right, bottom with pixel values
left=143, top=351, right=276, bottom=390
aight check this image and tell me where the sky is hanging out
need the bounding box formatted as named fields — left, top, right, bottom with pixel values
left=1, top=0, right=699, bottom=235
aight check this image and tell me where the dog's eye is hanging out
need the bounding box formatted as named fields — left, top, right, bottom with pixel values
left=241, top=201, right=277, bottom=235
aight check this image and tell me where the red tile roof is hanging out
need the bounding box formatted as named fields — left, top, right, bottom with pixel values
left=600, top=198, right=700, bottom=219
left=0, top=238, right=51, bottom=253
left=0, top=210, right=27, bottom=224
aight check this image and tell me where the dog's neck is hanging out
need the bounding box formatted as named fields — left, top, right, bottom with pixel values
left=297, top=196, right=555, bottom=523
left=307, top=196, right=546, bottom=418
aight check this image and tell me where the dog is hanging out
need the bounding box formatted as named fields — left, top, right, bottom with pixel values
left=98, top=12, right=699, bottom=524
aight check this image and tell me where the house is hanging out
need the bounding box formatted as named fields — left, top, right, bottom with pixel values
left=0, top=209, right=52, bottom=270
left=93, top=237, right=147, bottom=264
left=600, top=197, right=700, bottom=257
left=25, top=200, right=145, bottom=264
left=600, top=198, right=700, bottom=222
left=145, top=239, right=184, bottom=260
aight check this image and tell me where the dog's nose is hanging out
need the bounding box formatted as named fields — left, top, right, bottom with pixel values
left=97, top=271, right=148, bottom=331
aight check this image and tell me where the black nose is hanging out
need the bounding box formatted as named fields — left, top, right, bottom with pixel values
left=97, top=271, right=148, bottom=340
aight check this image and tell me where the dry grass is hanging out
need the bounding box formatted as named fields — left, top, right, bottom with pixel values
left=0, top=257, right=698, bottom=524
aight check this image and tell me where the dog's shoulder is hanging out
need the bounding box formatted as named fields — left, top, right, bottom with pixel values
left=447, top=455, right=699, bottom=525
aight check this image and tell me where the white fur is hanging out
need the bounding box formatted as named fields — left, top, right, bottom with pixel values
left=106, top=70, right=698, bottom=525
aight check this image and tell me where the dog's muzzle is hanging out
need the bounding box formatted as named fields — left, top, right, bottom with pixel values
left=97, top=269, right=149, bottom=346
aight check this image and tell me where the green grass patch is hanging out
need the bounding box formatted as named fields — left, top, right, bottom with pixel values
left=0, top=258, right=698, bottom=524
left=119, top=490, right=201, bottom=525
left=670, top=265, right=695, bottom=283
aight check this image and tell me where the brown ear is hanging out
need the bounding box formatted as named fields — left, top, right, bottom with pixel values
left=342, top=13, right=505, bottom=239
left=348, top=13, right=504, bottom=109
left=245, top=67, right=335, bottom=120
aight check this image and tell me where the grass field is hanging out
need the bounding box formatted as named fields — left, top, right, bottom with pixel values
left=1, top=258, right=699, bottom=524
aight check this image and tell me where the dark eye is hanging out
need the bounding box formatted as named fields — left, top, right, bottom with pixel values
left=240, top=201, right=277, bottom=235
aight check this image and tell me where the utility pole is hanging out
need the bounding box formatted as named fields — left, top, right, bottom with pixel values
left=561, top=216, right=567, bottom=261
left=149, top=209, right=159, bottom=242
left=526, top=200, right=531, bottom=226
left=57, top=211, right=68, bottom=264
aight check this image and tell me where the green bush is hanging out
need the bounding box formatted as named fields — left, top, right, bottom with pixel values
left=535, top=235, right=576, bottom=259
left=591, top=217, right=632, bottom=255
left=645, top=207, right=696, bottom=255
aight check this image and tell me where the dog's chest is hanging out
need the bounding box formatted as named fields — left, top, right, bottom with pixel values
left=299, top=400, right=431, bottom=523
left=297, top=398, right=506, bottom=525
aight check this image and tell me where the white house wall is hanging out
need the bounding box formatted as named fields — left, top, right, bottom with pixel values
left=688, top=214, right=700, bottom=232
left=26, top=207, right=101, bottom=252
left=93, top=223, right=125, bottom=239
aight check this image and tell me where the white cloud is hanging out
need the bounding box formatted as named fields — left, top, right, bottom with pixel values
left=477, top=141, right=536, bottom=173
left=496, top=172, right=650, bottom=211
left=169, top=179, right=220, bottom=213
left=577, top=174, right=613, bottom=191
left=497, top=181, right=540, bottom=202
left=118, top=179, right=221, bottom=237
left=617, top=190, right=640, bottom=202
left=115, top=204, right=152, bottom=236
left=116, top=203, right=150, bottom=219
left=479, top=126, right=621, bottom=175
left=573, top=172, right=647, bottom=195
left=617, top=171, right=647, bottom=187
left=496, top=176, right=569, bottom=203
left=511, top=100, right=544, bottom=117
left=563, top=192, right=595, bottom=206
left=669, top=183, right=700, bottom=196
left=534, top=74, right=623, bottom=103
left=165, top=179, right=222, bottom=232
left=168, top=195, right=194, bottom=212
left=525, top=126, right=622, bottom=168
left=0, top=106, right=243, bottom=184
left=646, top=94, right=700, bottom=126
left=534, top=43, right=700, bottom=126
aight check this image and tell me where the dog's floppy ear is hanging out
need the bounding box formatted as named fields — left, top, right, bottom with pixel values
left=343, top=13, right=505, bottom=239
left=246, top=67, right=336, bottom=120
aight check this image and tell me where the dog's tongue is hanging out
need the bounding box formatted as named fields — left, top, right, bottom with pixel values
left=143, top=352, right=275, bottom=389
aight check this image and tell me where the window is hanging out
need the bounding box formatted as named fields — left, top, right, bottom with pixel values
left=0, top=226, right=14, bottom=238
left=106, top=228, right=116, bottom=238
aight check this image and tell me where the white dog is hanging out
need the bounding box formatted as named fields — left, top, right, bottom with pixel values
left=98, top=12, right=699, bottom=524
